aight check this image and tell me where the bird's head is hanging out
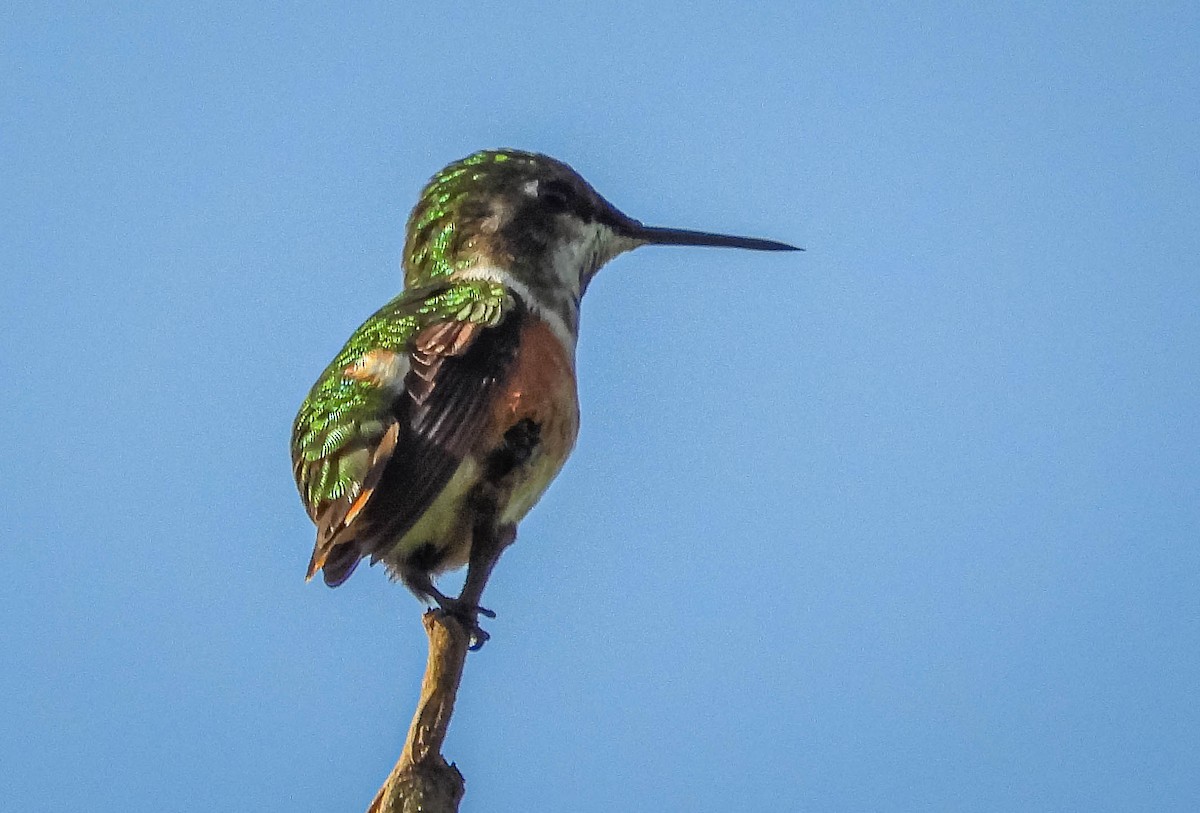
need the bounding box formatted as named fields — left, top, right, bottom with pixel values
left=403, top=149, right=799, bottom=299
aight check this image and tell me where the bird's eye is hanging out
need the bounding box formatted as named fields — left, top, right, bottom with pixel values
left=539, top=180, right=573, bottom=212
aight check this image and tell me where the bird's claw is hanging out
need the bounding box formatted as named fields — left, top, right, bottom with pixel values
left=432, top=597, right=496, bottom=650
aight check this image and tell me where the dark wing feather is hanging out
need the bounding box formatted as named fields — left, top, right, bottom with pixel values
left=317, top=301, right=525, bottom=582
left=306, top=421, right=400, bottom=585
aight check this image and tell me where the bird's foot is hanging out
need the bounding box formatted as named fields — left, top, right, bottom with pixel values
left=431, top=593, right=496, bottom=651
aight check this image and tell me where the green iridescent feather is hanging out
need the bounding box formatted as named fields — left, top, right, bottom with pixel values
left=291, top=279, right=510, bottom=514
left=403, top=149, right=546, bottom=288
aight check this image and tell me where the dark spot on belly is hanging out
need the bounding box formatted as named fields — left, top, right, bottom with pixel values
left=483, top=418, right=541, bottom=482
left=405, top=541, right=449, bottom=573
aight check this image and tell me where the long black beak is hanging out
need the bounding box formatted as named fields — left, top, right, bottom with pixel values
left=627, top=223, right=802, bottom=252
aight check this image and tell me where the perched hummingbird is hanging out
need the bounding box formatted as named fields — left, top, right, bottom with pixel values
left=292, top=149, right=798, bottom=641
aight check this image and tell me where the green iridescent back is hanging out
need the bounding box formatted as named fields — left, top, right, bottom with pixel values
left=291, top=279, right=508, bottom=514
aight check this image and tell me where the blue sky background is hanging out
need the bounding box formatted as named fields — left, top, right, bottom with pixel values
left=4, top=3, right=1198, bottom=811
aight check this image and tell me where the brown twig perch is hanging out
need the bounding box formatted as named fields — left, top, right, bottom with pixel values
left=366, top=521, right=513, bottom=813
left=366, top=611, right=470, bottom=813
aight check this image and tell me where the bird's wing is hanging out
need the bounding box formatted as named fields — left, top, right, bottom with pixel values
left=290, top=279, right=519, bottom=585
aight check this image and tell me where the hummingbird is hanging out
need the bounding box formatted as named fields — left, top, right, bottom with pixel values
left=291, top=149, right=799, bottom=643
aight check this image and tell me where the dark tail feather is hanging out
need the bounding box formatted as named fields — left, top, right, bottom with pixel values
left=319, top=543, right=362, bottom=587
left=305, top=539, right=362, bottom=588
